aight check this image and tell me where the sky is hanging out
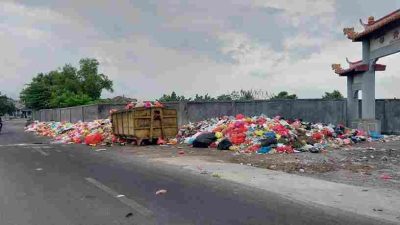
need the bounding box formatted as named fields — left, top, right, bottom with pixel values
left=1, top=0, right=400, bottom=100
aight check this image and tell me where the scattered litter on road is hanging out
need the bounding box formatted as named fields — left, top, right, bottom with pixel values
left=380, top=174, right=393, bottom=180
left=116, top=195, right=125, bottom=198
left=373, top=208, right=383, bottom=212
left=125, top=212, right=133, bottom=218
left=299, top=169, right=305, bottom=173
left=35, top=168, right=43, bottom=171
left=212, top=173, right=221, bottom=178
left=178, top=150, right=185, bottom=155
left=95, top=149, right=107, bottom=152
left=155, top=189, right=167, bottom=195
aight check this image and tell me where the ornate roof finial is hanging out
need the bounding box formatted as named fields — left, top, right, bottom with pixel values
left=331, top=64, right=342, bottom=73
left=359, top=19, right=368, bottom=28
left=343, top=27, right=357, bottom=40
left=368, top=16, right=375, bottom=25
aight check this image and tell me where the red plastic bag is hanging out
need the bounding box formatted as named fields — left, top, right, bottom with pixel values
left=85, top=133, right=103, bottom=145
left=312, top=132, right=323, bottom=140
left=157, top=137, right=166, bottom=145
left=322, top=129, right=333, bottom=137
left=276, top=145, right=294, bottom=154
left=236, top=114, right=245, bottom=120
left=72, top=136, right=82, bottom=144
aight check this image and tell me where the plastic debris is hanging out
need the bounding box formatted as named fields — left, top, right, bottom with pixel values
left=177, top=114, right=389, bottom=154
left=155, top=189, right=167, bottom=195
left=25, top=119, right=119, bottom=145
left=380, top=174, right=393, bottom=180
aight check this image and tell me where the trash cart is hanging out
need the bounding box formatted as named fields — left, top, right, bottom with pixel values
left=111, top=107, right=178, bottom=145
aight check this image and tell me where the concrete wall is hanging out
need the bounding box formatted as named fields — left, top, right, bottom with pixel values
left=32, top=100, right=400, bottom=134
left=168, top=100, right=347, bottom=126
left=33, top=104, right=126, bottom=123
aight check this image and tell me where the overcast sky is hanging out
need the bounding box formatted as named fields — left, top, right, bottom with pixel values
left=1, top=0, right=400, bottom=100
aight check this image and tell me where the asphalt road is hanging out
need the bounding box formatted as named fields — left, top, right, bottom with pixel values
left=0, top=120, right=396, bottom=225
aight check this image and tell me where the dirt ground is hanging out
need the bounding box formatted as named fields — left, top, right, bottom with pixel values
left=106, top=138, right=400, bottom=190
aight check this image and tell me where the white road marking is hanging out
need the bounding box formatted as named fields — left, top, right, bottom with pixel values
left=34, top=148, right=49, bottom=156
left=85, top=177, right=153, bottom=218
left=0, top=143, right=46, bottom=147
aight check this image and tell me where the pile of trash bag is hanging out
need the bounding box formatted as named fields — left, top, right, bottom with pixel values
left=25, top=119, right=122, bottom=146
left=177, top=114, right=384, bottom=154
left=124, top=101, right=164, bottom=110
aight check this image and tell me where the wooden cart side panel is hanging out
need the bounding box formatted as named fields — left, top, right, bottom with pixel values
left=163, top=109, right=177, bottom=116
left=122, top=112, right=129, bottom=134
left=112, top=108, right=178, bottom=139
left=134, top=108, right=151, bottom=117
left=112, top=114, right=118, bottom=134
left=128, top=111, right=135, bottom=136
left=163, top=127, right=178, bottom=138
left=117, top=113, right=123, bottom=135
left=162, top=117, right=177, bottom=127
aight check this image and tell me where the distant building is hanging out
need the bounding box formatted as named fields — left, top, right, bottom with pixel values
left=13, top=100, right=32, bottom=118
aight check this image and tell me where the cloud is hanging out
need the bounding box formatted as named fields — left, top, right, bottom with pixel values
left=1, top=0, right=400, bottom=102
left=216, top=30, right=363, bottom=97
left=253, top=0, right=335, bottom=15
left=252, top=0, right=336, bottom=26
left=80, top=35, right=233, bottom=99
left=217, top=32, right=286, bottom=77
left=283, top=33, right=327, bottom=50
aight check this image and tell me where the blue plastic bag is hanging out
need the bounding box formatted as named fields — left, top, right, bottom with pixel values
left=264, top=132, right=276, bottom=138
left=369, top=131, right=383, bottom=140
left=257, top=146, right=271, bottom=154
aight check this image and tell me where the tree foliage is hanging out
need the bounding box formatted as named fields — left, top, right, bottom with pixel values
left=0, top=92, right=16, bottom=115
left=20, top=58, right=113, bottom=109
left=270, top=91, right=298, bottom=100
left=158, top=89, right=273, bottom=102
left=322, top=90, right=344, bottom=100
left=157, top=91, right=191, bottom=102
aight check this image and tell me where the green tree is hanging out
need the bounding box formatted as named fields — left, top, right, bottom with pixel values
left=194, top=94, right=215, bottom=101
left=0, top=92, right=16, bottom=115
left=78, top=58, right=113, bottom=100
left=20, top=74, right=52, bottom=110
left=20, top=58, right=114, bottom=109
left=322, top=90, right=344, bottom=100
left=270, top=91, right=297, bottom=100
left=216, top=94, right=233, bottom=101
left=158, top=91, right=190, bottom=102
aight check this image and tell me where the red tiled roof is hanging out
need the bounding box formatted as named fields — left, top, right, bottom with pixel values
left=332, top=60, right=386, bottom=76
left=344, top=9, right=400, bottom=42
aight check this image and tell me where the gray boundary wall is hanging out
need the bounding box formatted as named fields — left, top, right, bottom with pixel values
left=32, top=99, right=400, bottom=134
left=164, top=99, right=347, bottom=127
left=32, top=104, right=125, bottom=122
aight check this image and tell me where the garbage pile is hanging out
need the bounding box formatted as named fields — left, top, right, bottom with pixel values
left=124, top=101, right=164, bottom=110
left=25, top=119, right=121, bottom=146
left=177, top=114, right=384, bottom=154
